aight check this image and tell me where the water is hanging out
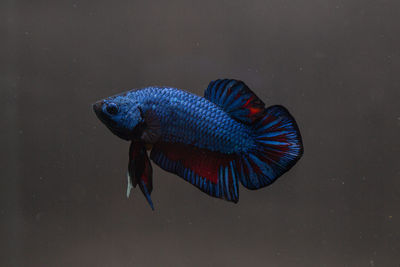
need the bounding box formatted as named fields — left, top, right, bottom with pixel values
left=1, top=0, right=399, bottom=266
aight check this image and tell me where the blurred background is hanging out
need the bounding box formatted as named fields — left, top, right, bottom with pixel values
left=1, top=0, right=399, bottom=266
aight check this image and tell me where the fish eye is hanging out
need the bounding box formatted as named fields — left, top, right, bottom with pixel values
left=106, top=103, right=119, bottom=115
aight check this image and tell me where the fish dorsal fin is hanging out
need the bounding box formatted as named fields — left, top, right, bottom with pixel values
left=204, top=79, right=265, bottom=124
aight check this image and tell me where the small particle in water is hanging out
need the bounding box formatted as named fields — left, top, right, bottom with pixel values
left=35, top=212, right=42, bottom=221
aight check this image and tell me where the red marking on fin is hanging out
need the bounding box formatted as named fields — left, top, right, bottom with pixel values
left=128, top=141, right=153, bottom=208
left=204, top=79, right=265, bottom=124
left=152, top=142, right=235, bottom=184
left=150, top=142, right=240, bottom=202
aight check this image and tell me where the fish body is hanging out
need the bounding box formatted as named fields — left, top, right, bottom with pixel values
left=94, top=79, right=303, bottom=209
left=110, top=87, right=254, bottom=153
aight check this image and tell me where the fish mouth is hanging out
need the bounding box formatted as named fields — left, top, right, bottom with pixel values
left=93, top=100, right=134, bottom=141
left=93, top=101, right=103, bottom=116
left=93, top=101, right=113, bottom=126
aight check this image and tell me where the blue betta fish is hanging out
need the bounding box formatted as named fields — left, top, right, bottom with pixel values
left=93, top=79, right=303, bottom=209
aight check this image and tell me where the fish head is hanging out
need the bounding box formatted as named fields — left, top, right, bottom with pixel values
left=93, top=94, right=144, bottom=141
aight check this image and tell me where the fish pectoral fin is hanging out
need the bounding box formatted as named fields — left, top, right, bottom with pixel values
left=141, top=110, right=161, bottom=144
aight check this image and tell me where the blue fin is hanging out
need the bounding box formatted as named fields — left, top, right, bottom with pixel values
left=150, top=142, right=239, bottom=203
left=204, top=79, right=265, bottom=124
left=238, top=105, right=303, bottom=189
left=139, top=180, right=154, bottom=210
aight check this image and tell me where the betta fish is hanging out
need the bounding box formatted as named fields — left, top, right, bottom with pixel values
left=93, top=79, right=303, bottom=210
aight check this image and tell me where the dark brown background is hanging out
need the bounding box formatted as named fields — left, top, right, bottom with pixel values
left=1, top=0, right=399, bottom=266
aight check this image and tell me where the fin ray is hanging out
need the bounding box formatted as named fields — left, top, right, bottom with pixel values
left=150, top=142, right=239, bottom=203
left=128, top=141, right=154, bottom=210
left=238, top=105, right=303, bottom=189
left=204, top=79, right=265, bottom=124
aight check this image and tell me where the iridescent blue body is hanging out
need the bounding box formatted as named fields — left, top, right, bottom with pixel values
left=124, top=87, right=255, bottom=154
left=94, top=79, right=303, bottom=209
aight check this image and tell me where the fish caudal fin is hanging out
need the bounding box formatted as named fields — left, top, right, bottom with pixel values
left=205, top=79, right=303, bottom=190
left=238, top=105, right=303, bottom=189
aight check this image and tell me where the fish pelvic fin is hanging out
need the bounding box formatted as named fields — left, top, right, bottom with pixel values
left=128, top=141, right=154, bottom=210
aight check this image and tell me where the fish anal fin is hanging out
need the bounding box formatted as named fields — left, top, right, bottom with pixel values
left=150, top=142, right=239, bottom=203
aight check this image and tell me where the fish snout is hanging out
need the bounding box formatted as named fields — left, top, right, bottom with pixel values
left=93, top=101, right=104, bottom=115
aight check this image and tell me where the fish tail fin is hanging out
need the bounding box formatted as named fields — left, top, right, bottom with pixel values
left=238, top=105, right=303, bottom=189
left=204, top=79, right=303, bottom=190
